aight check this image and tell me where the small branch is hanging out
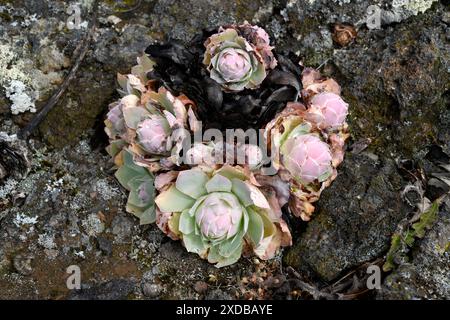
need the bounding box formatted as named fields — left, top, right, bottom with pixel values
left=18, top=1, right=99, bottom=140
left=287, top=258, right=385, bottom=300
left=286, top=267, right=336, bottom=300
left=114, top=0, right=142, bottom=13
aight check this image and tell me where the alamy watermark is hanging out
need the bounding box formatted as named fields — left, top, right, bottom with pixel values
left=366, top=5, right=382, bottom=30
left=66, top=265, right=81, bottom=290
left=66, top=4, right=82, bottom=30
left=168, top=123, right=279, bottom=175
left=366, top=265, right=381, bottom=290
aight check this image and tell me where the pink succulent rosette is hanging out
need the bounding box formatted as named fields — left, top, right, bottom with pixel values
left=105, top=55, right=199, bottom=173
left=306, top=92, right=349, bottom=130
left=263, top=69, right=349, bottom=221
left=300, top=67, right=341, bottom=103
left=203, top=22, right=277, bottom=91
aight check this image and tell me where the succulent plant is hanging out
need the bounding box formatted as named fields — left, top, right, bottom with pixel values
left=145, top=25, right=299, bottom=130
left=264, top=104, right=334, bottom=221
left=301, top=67, right=341, bottom=103
left=234, top=23, right=277, bottom=69
left=267, top=105, right=333, bottom=182
left=114, top=150, right=156, bottom=225
left=117, top=54, right=156, bottom=97
left=263, top=69, right=349, bottom=220
left=105, top=59, right=199, bottom=172
left=104, top=25, right=353, bottom=268
left=281, top=133, right=333, bottom=184
left=154, top=165, right=291, bottom=267
left=306, top=92, right=349, bottom=130
left=203, top=23, right=276, bottom=92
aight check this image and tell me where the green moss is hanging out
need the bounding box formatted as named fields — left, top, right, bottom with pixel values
left=411, top=200, right=440, bottom=238
left=37, top=64, right=116, bottom=148
left=283, top=15, right=333, bottom=67
left=0, top=262, right=11, bottom=276
left=344, top=82, right=400, bottom=155
left=383, top=199, right=441, bottom=272
left=383, top=234, right=402, bottom=272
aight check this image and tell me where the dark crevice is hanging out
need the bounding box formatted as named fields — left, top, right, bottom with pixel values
left=89, top=102, right=112, bottom=153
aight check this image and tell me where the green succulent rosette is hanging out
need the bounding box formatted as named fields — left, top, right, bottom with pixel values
left=154, top=165, right=292, bottom=267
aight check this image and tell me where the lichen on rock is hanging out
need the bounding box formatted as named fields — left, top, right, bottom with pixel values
left=0, top=44, right=37, bottom=114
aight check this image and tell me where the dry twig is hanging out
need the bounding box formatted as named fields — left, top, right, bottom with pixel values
left=18, top=1, right=99, bottom=140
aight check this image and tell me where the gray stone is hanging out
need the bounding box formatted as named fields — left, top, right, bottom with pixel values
left=111, top=214, right=135, bottom=244
left=0, top=0, right=448, bottom=300
left=194, top=281, right=208, bottom=294
left=13, top=254, right=33, bottom=276
left=158, top=241, right=186, bottom=262
left=142, top=283, right=163, bottom=298
left=205, top=289, right=233, bottom=300
left=97, top=237, right=113, bottom=256
left=285, top=153, right=410, bottom=281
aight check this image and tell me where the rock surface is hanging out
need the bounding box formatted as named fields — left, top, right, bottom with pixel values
left=0, top=0, right=449, bottom=299
left=377, top=199, right=450, bottom=299
left=284, top=153, right=410, bottom=281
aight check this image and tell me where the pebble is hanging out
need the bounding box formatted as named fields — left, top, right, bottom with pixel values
left=142, top=283, right=162, bottom=298
left=194, top=281, right=208, bottom=294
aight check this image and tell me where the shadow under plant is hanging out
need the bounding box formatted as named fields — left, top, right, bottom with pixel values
left=0, top=0, right=449, bottom=299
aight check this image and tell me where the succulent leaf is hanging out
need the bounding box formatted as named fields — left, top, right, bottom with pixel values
left=123, top=106, right=149, bottom=129
left=179, top=209, right=195, bottom=234
left=114, top=150, right=156, bottom=225
left=183, top=232, right=207, bottom=255
left=308, top=92, right=349, bottom=129
left=139, top=206, right=157, bottom=225
left=153, top=166, right=291, bottom=267
left=205, top=174, right=232, bottom=193
left=175, top=169, right=209, bottom=199
left=115, top=152, right=148, bottom=189
left=246, top=208, right=264, bottom=246
left=218, top=223, right=245, bottom=258
left=155, top=185, right=195, bottom=213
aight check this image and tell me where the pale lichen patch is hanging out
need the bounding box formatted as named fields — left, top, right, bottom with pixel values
left=94, top=179, right=120, bottom=201
left=0, top=44, right=37, bottom=114
left=82, top=213, right=105, bottom=237
left=392, top=0, right=437, bottom=15
left=38, top=233, right=57, bottom=250
left=13, top=213, right=38, bottom=227
left=4, top=80, right=37, bottom=115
